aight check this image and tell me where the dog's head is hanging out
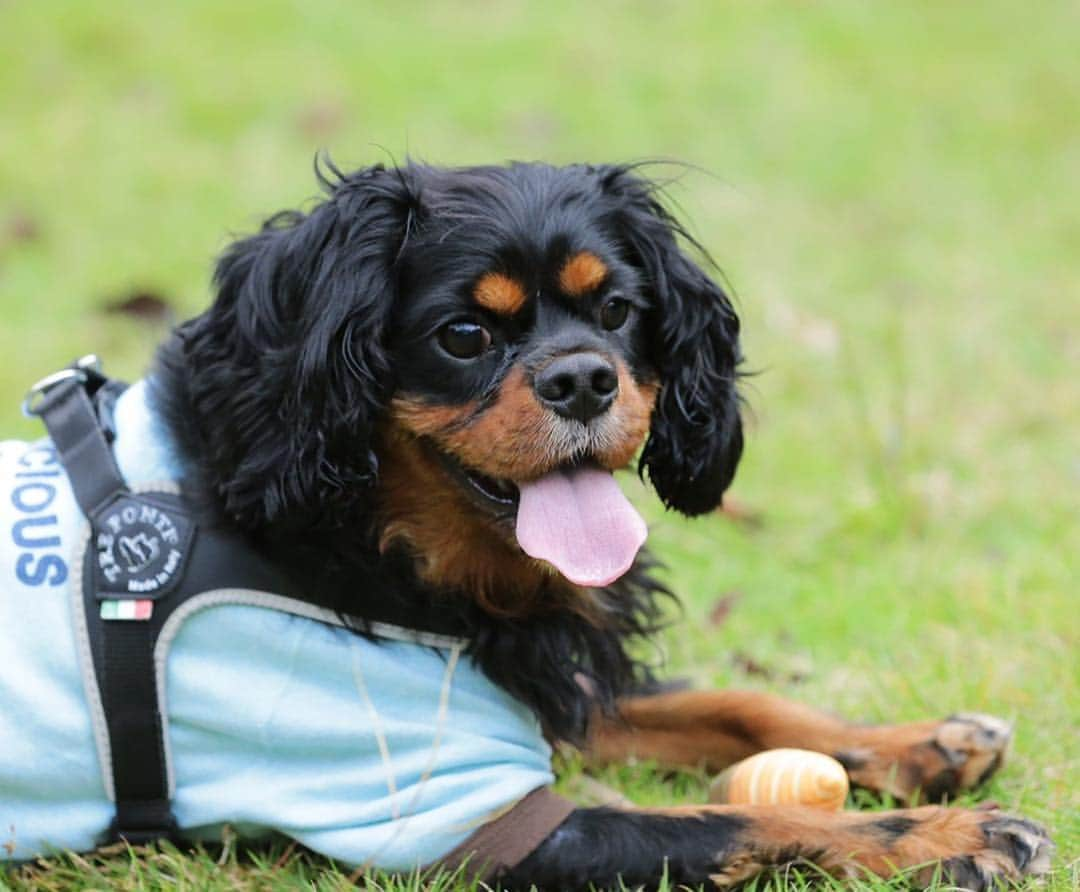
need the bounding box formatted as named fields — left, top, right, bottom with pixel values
left=170, top=161, right=742, bottom=607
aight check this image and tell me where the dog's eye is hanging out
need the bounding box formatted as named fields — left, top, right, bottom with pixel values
left=438, top=321, right=493, bottom=359
left=599, top=297, right=631, bottom=331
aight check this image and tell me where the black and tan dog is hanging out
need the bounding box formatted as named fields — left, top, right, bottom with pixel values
left=147, top=160, right=1051, bottom=889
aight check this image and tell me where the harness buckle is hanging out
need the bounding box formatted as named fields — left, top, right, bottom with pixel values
left=22, top=354, right=103, bottom=418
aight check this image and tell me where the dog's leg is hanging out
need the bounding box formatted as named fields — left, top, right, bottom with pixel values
left=585, top=690, right=1012, bottom=802
left=502, top=803, right=1052, bottom=890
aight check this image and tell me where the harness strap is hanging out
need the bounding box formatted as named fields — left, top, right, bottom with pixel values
left=436, top=787, right=576, bottom=880
left=31, top=368, right=180, bottom=843
left=33, top=365, right=125, bottom=516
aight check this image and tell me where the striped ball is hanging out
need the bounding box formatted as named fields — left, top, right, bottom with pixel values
left=707, top=748, right=849, bottom=810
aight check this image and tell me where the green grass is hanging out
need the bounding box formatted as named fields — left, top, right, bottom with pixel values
left=1, top=1, right=1077, bottom=889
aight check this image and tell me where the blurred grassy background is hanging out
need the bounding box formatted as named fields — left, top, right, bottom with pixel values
left=1, top=1, right=1076, bottom=888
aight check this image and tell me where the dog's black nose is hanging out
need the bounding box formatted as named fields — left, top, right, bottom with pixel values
left=534, top=353, right=619, bottom=423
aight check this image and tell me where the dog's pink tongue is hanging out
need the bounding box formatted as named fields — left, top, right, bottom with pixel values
left=515, top=466, right=647, bottom=588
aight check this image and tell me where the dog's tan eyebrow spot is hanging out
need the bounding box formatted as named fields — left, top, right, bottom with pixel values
left=473, top=272, right=527, bottom=315
left=559, top=251, right=608, bottom=297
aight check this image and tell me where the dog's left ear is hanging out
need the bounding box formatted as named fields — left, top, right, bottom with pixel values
left=596, top=165, right=743, bottom=515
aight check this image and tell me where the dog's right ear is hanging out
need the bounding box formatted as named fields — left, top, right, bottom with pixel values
left=163, top=162, right=419, bottom=533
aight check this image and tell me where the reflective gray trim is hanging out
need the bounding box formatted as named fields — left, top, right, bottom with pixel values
left=70, top=519, right=115, bottom=802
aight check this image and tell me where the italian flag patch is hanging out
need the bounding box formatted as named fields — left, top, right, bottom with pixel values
left=100, top=599, right=154, bottom=621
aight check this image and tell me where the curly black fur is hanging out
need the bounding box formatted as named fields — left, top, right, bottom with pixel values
left=150, top=159, right=741, bottom=742
left=592, top=165, right=744, bottom=514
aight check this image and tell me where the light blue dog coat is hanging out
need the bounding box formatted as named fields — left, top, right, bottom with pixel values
left=0, top=381, right=553, bottom=868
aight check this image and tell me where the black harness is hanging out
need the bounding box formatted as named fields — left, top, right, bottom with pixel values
left=25, top=357, right=467, bottom=846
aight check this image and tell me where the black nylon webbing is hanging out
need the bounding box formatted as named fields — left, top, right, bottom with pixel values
left=35, top=379, right=126, bottom=516
left=34, top=374, right=180, bottom=843
left=100, top=622, right=174, bottom=838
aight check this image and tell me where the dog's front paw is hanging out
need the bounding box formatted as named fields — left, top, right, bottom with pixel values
left=912, top=811, right=1055, bottom=890
left=837, top=712, right=1012, bottom=803
left=705, top=803, right=1053, bottom=891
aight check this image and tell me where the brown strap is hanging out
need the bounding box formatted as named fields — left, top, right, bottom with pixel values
left=435, top=787, right=576, bottom=881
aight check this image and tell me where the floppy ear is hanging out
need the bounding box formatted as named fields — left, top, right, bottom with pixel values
left=597, top=166, right=743, bottom=516
left=168, top=163, right=417, bottom=532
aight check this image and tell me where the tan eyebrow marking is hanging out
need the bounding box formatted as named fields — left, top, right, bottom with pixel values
left=559, top=251, right=609, bottom=297
left=473, top=271, right=527, bottom=315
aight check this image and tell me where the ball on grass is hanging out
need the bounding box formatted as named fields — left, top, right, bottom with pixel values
left=707, top=748, right=849, bottom=810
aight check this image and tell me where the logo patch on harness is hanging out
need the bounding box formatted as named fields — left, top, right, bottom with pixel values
left=94, top=495, right=194, bottom=600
